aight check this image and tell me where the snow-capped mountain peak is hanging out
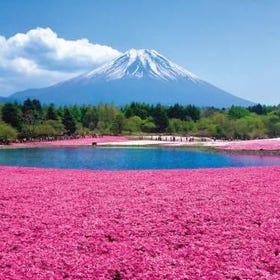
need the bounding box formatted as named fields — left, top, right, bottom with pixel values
left=10, top=48, right=254, bottom=108
left=84, top=48, right=199, bottom=82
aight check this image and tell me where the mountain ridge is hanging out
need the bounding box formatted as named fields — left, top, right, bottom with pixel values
left=8, top=49, right=254, bottom=107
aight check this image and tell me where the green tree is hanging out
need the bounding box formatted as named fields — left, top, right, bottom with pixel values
left=69, top=105, right=82, bottom=122
left=248, top=104, right=267, bottom=115
left=82, top=106, right=98, bottom=130
left=31, top=121, right=65, bottom=137
left=62, top=108, right=76, bottom=135
left=184, top=105, right=200, bottom=121
left=141, top=118, right=156, bottom=133
left=22, top=98, right=43, bottom=124
left=167, top=119, right=183, bottom=134
left=228, top=106, right=250, bottom=119
left=235, top=114, right=266, bottom=139
left=265, top=113, right=280, bottom=137
left=2, top=103, right=22, bottom=129
left=111, top=113, right=125, bottom=135
left=20, top=125, right=36, bottom=138
left=196, top=117, right=217, bottom=137
left=56, top=106, right=65, bottom=119
left=124, top=116, right=143, bottom=133
left=181, top=120, right=196, bottom=134
left=97, top=104, right=118, bottom=132
left=45, top=120, right=65, bottom=135
left=97, top=121, right=106, bottom=134
left=211, top=113, right=234, bottom=139
left=167, top=103, right=185, bottom=120
left=46, top=103, right=58, bottom=120
left=0, top=122, right=18, bottom=142
left=152, top=104, right=169, bottom=132
left=122, top=102, right=150, bottom=119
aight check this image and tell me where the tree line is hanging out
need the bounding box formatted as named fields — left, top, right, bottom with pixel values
left=0, top=99, right=280, bottom=143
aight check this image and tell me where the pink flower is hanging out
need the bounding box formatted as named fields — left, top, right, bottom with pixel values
left=218, top=139, right=280, bottom=151
left=9, top=136, right=129, bottom=148
left=0, top=166, right=280, bottom=279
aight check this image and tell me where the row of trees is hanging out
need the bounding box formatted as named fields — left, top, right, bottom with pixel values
left=0, top=99, right=280, bottom=142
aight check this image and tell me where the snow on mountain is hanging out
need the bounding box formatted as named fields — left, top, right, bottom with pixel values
left=9, top=49, right=254, bottom=107
left=83, top=49, right=199, bottom=82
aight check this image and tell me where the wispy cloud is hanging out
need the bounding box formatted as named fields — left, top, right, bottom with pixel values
left=0, top=27, right=121, bottom=96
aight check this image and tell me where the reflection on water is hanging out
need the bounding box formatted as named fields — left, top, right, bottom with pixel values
left=0, top=147, right=280, bottom=170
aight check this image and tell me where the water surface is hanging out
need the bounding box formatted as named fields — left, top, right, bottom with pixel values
left=0, top=146, right=280, bottom=170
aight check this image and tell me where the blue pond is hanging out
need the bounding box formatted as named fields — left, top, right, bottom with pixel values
left=0, top=147, right=280, bottom=170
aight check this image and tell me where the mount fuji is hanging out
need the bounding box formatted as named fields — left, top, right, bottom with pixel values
left=9, top=49, right=254, bottom=107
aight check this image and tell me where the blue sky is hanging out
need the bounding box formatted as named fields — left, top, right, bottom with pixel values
left=0, top=0, right=279, bottom=104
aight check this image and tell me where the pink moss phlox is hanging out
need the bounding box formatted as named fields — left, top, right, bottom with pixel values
left=0, top=166, right=280, bottom=279
left=9, top=136, right=129, bottom=148
left=218, top=139, right=280, bottom=151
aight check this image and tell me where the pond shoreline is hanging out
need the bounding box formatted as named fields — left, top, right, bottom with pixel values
left=1, top=135, right=280, bottom=155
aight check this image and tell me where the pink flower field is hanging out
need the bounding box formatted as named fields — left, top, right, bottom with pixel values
left=9, top=136, right=129, bottom=148
left=218, top=139, right=280, bottom=151
left=1, top=166, right=280, bottom=279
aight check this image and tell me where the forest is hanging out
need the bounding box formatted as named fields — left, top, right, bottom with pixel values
left=0, top=98, right=280, bottom=143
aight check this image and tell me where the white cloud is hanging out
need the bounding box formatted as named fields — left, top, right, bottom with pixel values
left=0, top=27, right=121, bottom=96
